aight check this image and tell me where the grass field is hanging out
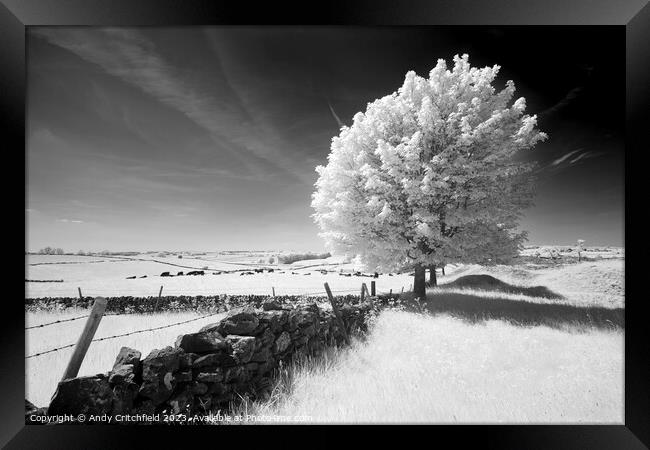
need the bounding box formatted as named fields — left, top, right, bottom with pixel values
left=439, top=258, right=624, bottom=308
left=235, top=257, right=624, bottom=424
left=239, top=310, right=623, bottom=423
left=24, top=250, right=624, bottom=422
left=25, top=253, right=412, bottom=298
left=25, top=248, right=623, bottom=300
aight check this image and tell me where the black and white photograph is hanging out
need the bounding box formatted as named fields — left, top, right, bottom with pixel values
left=21, top=23, right=628, bottom=427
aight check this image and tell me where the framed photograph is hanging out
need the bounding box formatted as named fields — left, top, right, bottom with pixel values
left=2, top=0, right=647, bottom=447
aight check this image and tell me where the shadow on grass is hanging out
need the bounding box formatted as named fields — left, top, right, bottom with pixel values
left=393, top=274, right=623, bottom=331
left=418, top=292, right=624, bottom=331
left=440, top=274, right=565, bottom=299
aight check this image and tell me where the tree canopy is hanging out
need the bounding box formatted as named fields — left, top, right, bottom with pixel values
left=312, top=54, right=547, bottom=284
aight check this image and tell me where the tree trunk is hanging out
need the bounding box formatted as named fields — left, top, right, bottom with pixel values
left=428, top=264, right=437, bottom=287
left=413, top=264, right=426, bottom=300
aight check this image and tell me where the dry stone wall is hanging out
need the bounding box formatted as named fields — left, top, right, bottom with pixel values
left=44, top=299, right=377, bottom=421
left=25, top=294, right=364, bottom=313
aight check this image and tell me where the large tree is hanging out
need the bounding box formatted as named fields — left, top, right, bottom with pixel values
left=312, top=54, right=547, bottom=300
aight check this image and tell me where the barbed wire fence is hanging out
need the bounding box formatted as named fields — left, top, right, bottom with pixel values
left=25, top=310, right=224, bottom=359
left=24, top=285, right=372, bottom=360
left=24, top=311, right=131, bottom=330
left=25, top=314, right=90, bottom=330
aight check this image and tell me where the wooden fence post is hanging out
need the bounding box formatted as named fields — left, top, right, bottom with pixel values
left=371, top=281, right=376, bottom=296
left=61, top=297, right=107, bottom=381
left=154, top=286, right=163, bottom=312
left=324, top=283, right=349, bottom=345
left=272, top=287, right=276, bottom=297
left=360, top=283, right=365, bottom=302
left=77, top=287, right=83, bottom=299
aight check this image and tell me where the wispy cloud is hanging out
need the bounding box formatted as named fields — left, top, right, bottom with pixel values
left=568, top=151, right=603, bottom=165
left=539, top=148, right=605, bottom=174
left=573, top=150, right=604, bottom=164
left=327, top=100, right=345, bottom=128
left=57, top=218, right=85, bottom=224
left=33, top=28, right=314, bottom=184
left=550, top=148, right=584, bottom=167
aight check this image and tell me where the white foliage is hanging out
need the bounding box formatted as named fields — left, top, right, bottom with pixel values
left=312, top=54, right=547, bottom=272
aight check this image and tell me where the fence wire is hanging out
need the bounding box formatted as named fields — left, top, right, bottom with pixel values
left=89, top=310, right=223, bottom=344
left=25, top=311, right=124, bottom=331
left=25, top=310, right=222, bottom=359
left=25, top=343, right=77, bottom=359
left=25, top=287, right=368, bottom=358
left=25, top=314, right=91, bottom=330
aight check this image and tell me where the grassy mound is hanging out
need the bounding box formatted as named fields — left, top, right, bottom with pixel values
left=445, top=274, right=563, bottom=299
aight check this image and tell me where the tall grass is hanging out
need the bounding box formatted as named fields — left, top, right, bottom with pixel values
left=235, top=310, right=623, bottom=424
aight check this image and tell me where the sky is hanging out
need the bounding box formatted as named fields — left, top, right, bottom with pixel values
left=26, top=27, right=624, bottom=252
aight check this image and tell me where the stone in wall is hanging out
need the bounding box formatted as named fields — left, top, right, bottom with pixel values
left=113, top=347, right=142, bottom=376
left=215, top=307, right=259, bottom=335
left=48, top=374, right=113, bottom=416
left=175, top=330, right=230, bottom=354
left=192, top=352, right=236, bottom=369
left=138, top=346, right=183, bottom=405
left=226, top=335, right=256, bottom=363
left=262, top=298, right=283, bottom=311
left=274, top=331, right=291, bottom=354
left=111, top=377, right=139, bottom=415
left=258, top=310, right=288, bottom=333
left=25, top=399, right=47, bottom=421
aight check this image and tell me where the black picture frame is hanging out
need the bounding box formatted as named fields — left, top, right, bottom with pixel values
left=3, top=0, right=647, bottom=447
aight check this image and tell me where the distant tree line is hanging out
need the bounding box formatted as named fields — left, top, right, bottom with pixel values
left=38, top=247, right=65, bottom=255
left=32, top=248, right=145, bottom=256
left=277, top=252, right=332, bottom=264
